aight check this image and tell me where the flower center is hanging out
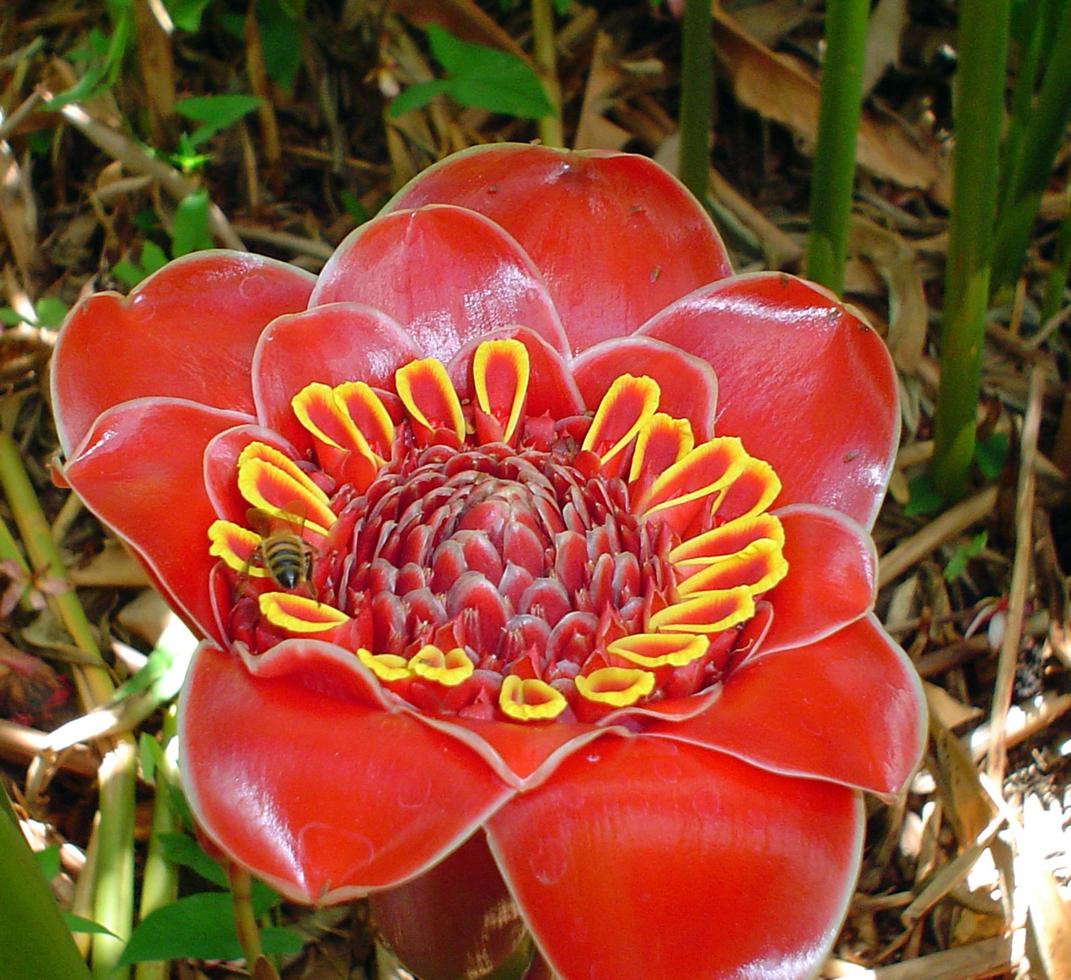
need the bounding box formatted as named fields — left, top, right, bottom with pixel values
left=208, top=339, right=788, bottom=724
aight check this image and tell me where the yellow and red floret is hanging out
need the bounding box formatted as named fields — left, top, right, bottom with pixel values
left=207, top=339, right=788, bottom=725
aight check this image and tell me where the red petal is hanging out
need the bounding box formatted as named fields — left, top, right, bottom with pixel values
left=762, top=505, right=877, bottom=653
left=448, top=326, right=584, bottom=420
left=179, top=642, right=513, bottom=902
left=571, top=336, right=717, bottom=440
left=370, top=832, right=526, bottom=980
left=639, top=273, right=899, bottom=529
left=52, top=253, right=313, bottom=453
left=487, top=737, right=862, bottom=978
left=252, top=303, right=419, bottom=454
left=310, top=205, right=568, bottom=360
left=65, top=399, right=254, bottom=642
left=650, top=615, right=927, bottom=797
left=385, top=144, right=733, bottom=352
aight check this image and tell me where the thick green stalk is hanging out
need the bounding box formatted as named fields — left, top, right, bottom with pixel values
left=991, top=0, right=1071, bottom=292
left=678, top=0, right=713, bottom=201
left=804, top=0, right=869, bottom=296
left=134, top=710, right=179, bottom=980
left=931, top=0, right=1011, bottom=499
left=0, top=783, right=93, bottom=979
left=531, top=0, right=563, bottom=148
left=0, top=432, right=136, bottom=977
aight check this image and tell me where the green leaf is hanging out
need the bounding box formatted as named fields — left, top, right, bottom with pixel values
left=170, top=189, right=213, bottom=257
left=394, top=26, right=553, bottom=120
left=141, top=240, right=169, bottom=275
left=156, top=833, right=227, bottom=888
left=34, top=296, right=69, bottom=328
left=175, top=94, right=262, bottom=148
left=138, top=731, right=163, bottom=784
left=339, top=190, right=369, bottom=224
left=905, top=471, right=946, bottom=517
left=944, top=531, right=988, bottom=582
left=256, top=0, right=304, bottom=91
left=389, top=79, right=451, bottom=117
left=115, top=893, right=291, bottom=967
left=0, top=307, right=23, bottom=326
left=164, top=0, right=213, bottom=32
left=974, top=430, right=1010, bottom=480
left=111, top=260, right=146, bottom=288
left=34, top=844, right=61, bottom=881
left=64, top=913, right=118, bottom=938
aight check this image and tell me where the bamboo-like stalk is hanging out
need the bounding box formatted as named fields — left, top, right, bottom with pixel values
left=133, top=710, right=179, bottom=980
left=930, top=0, right=1011, bottom=499
left=804, top=0, right=869, bottom=296
left=991, top=0, right=1071, bottom=292
left=678, top=0, right=713, bottom=202
left=0, top=782, right=93, bottom=979
left=0, top=432, right=136, bottom=978
left=531, top=0, right=563, bottom=147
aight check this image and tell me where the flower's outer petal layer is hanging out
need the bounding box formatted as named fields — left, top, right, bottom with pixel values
left=448, top=327, right=585, bottom=420
left=52, top=252, right=314, bottom=454
left=571, top=337, right=717, bottom=440
left=639, top=273, right=899, bottom=529
left=370, top=832, right=526, bottom=980
left=650, top=615, right=926, bottom=797
left=384, top=144, right=733, bottom=353
left=65, top=399, right=254, bottom=643
left=179, top=642, right=513, bottom=903
left=252, top=303, right=420, bottom=453
left=761, top=504, right=877, bottom=653
left=487, top=737, right=862, bottom=979
left=310, top=205, right=568, bottom=361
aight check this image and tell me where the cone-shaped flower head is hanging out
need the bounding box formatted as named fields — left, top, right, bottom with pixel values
left=52, top=144, right=925, bottom=980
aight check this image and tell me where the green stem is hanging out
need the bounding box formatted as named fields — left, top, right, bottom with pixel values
left=531, top=0, right=563, bottom=148
left=228, top=865, right=263, bottom=968
left=0, top=513, right=36, bottom=613
left=0, top=782, right=93, bottom=979
left=678, top=0, right=713, bottom=202
left=804, top=0, right=869, bottom=296
left=1042, top=201, right=1071, bottom=323
left=931, top=0, right=1011, bottom=500
left=0, top=432, right=136, bottom=977
left=991, top=0, right=1071, bottom=292
left=134, top=709, right=179, bottom=980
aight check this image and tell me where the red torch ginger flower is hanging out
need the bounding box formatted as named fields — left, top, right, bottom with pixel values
left=52, top=144, right=925, bottom=979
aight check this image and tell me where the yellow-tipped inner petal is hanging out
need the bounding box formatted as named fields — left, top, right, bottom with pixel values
left=711, top=456, right=783, bottom=521
left=499, top=675, right=567, bottom=721
left=207, top=520, right=269, bottom=576
left=649, top=586, right=755, bottom=635
left=258, top=593, right=349, bottom=633
left=395, top=358, right=465, bottom=442
left=642, top=437, right=747, bottom=517
left=291, top=382, right=381, bottom=465
left=357, top=648, right=412, bottom=682
left=581, top=374, right=661, bottom=465
left=473, top=339, right=530, bottom=444
left=628, top=413, right=695, bottom=484
left=676, top=538, right=789, bottom=597
left=333, top=381, right=395, bottom=459
left=237, top=442, right=336, bottom=533
left=575, top=667, right=655, bottom=707
left=670, top=514, right=785, bottom=566
left=409, top=645, right=475, bottom=687
left=607, top=633, right=709, bottom=668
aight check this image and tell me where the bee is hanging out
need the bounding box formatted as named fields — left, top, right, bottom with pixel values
left=246, top=507, right=316, bottom=591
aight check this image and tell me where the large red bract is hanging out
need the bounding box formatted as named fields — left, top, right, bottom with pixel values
left=52, top=143, right=925, bottom=980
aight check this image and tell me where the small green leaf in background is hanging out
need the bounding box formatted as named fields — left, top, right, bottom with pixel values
left=256, top=0, right=305, bottom=91
left=391, top=25, right=552, bottom=120
left=34, top=844, right=61, bottom=881
left=164, top=0, right=213, bottom=32
left=116, top=893, right=302, bottom=966
left=156, top=831, right=281, bottom=910
left=170, top=189, right=214, bottom=257
left=905, top=471, right=945, bottom=517
left=974, top=430, right=1010, bottom=480
left=64, top=913, right=118, bottom=937
left=944, top=531, right=988, bottom=582
left=34, top=297, right=69, bottom=328
left=0, top=307, right=25, bottom=326
left=175, top=94, right=262, bottom=148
